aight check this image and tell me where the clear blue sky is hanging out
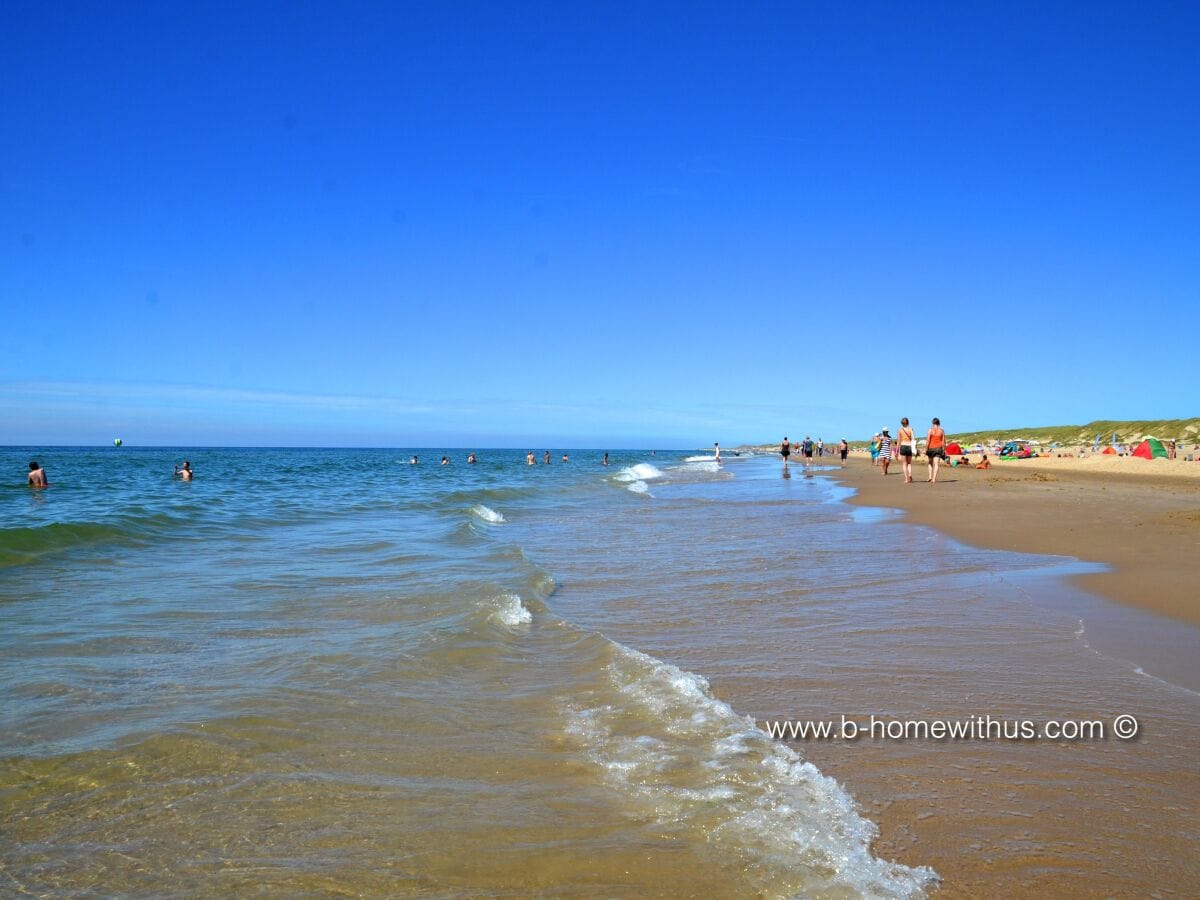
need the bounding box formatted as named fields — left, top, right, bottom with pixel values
left=3, top=3, right=1197, bottom=446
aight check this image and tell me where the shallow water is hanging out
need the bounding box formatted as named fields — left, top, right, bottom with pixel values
left=2, top=448, right=1196, bottom=895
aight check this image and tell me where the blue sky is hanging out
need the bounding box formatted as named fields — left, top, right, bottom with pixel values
left=3, top=3, right=1197, bottom=446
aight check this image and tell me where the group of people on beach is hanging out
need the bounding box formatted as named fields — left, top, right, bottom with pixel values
left=779, top=437, right=850, bottom=469
left=866, top=418, right=969, bottom=484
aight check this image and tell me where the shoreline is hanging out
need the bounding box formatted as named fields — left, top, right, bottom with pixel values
left=807, top=454, right=1200, bottom=628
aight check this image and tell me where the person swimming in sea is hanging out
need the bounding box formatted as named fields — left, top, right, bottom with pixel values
left=441, top=456, right=449, bottom=466
left=173, top=460, right=193, bottom=481
left=411, top=455, right=419, bottom=465
left=468, top=453, right=477, bottom=464
left=544, top=451, right=551, bottom=464
left=526, top=451, right=536, bottom=466
left=602, top=452, right=609, bottom=466
left=27, top=460, right=49, bottom=487
left=561, top=453, right=569, bottom=462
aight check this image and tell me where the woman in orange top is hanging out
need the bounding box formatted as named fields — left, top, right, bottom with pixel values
left=926, top=417, right=946, bottom=484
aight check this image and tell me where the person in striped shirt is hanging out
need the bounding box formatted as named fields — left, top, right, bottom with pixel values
left=878, top=429, right=893, bottom=476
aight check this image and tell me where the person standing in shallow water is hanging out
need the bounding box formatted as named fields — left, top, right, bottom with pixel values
left=714, top=442, right=721, bottom=463
left=174, top=460, right=193, bottom=481
left=27, top=460, right=49, bottom=487
left=526, top=451, right=536, bottom=466
left=544, top=451, right=551, bottom=465
left=602, top=453, right=609, bottom=466
left=780, top=437, right=791, bottom=467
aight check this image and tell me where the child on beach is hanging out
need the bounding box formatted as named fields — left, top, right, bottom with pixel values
left=878, top=430, right=892, bottom=475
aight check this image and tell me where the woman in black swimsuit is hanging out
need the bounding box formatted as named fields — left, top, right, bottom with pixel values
left=781, top=437, right=791, bottom=462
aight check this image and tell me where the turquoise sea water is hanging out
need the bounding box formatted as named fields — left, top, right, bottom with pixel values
left=2, top=447, right=1197, bottom=895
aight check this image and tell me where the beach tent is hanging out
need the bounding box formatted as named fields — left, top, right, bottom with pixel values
left=1131, top=438, right=1168, bottom=460
left=1101, top=446, right=1117, bottom=455
left=945, top=442, right=963, bottom=455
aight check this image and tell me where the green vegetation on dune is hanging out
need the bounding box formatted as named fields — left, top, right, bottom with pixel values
left=752, top=418, right=1200, bottom=451
left=940, top=418, right=1200, bottom=447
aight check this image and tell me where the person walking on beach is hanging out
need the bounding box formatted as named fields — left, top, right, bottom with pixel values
left=897, top=417, right=916, bottom=483
left=926, top=418, right=947, bottom=483
left=878, top=430, right=893, bottom=475
left=839, top=439, right=848, bottom=467
left=780, top=437, right=791, bottom=466
left=27, top=460, right=49, bottom=487
left=869, top=435, right=880, bottom=466
left=173, top=460, right=193, bottom=481
left=802, top=436, right=814, bottom=466
left=817, top=438, right=824, bottom=457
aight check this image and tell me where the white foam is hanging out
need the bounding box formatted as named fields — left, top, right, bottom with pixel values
left=470, top=504, right=505, bottom=524
left=684, top=455, right=718, bottom=462
left=683, top=460, right=720, bottom=474
left=490, top=592, right=532, bottom=626
left=614, top=463, right=664, bottom=483
left=626, top=480, right=649, bottom=494
left=563, top=643, right=937, bottom=897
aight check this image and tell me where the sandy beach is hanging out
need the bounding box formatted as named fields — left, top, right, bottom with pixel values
left=826, top=452, right=1200, bottom=627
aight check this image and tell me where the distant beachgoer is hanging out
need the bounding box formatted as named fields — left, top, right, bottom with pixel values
left=802, top=436, right=814, bottom=463
left=441, top=456, right=449, bottom=466
left=976, top=454, right=991, bottom=470
left=562, top=453, right=569, bottom=462
left=527, top=451, right=536, bottom=466
left=602, top=452, right=609, bottom=466
left=468, top=453, right=477, bottom=464
left=926, top=418, right=946, bottom=483
left=27, top=460, right=48, bottom=487
left=879, top=430, right=892, bottom=475
left=411, top=455, right=419, bottom=465
left=780, top=437, right=791, bottom=464
left=714, top=442, right=721, bottom=462
left=869, top=435, right=880, bottom=465
left=817, top=438, right=824, bottom=457
left=544, top=451, right=551, bottom=465
left=897, top=417, right=916, bottom=483
left=839, top=439, right=848, bottom=466
left=174, top=460, right=193, bottom=481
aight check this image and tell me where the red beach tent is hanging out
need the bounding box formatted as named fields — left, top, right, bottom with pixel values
left=945, top=442, right=963, bottom=455
left=1131, top=438, right=1168, bottom=460
left=1101, top=446, right=1118, bottom=455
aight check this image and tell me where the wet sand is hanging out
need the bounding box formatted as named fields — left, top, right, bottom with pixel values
left=779, top=453, right=1200, bottom=896
left=828, top=454, right=1200, bottom=626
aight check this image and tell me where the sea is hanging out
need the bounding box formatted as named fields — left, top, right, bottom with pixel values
left=2, top=447, right=1197, bottom=896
